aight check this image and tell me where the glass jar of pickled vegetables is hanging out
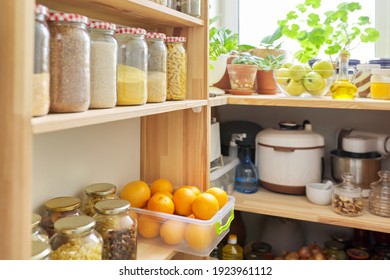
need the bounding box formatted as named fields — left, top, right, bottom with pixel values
left=166, top=36, right=187, bottom=100
left=50, top=216, right=103, bottom=260
left=32, top=213, right=49, bottom=243
left=93, top=199, right=137, bottom=260
left=81, top=183, right=118, bottom=216
left=369, top=170, right=390, bottom=217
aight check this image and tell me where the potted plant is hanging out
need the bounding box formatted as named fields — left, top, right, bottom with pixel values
left=255, top=54, right=286, bottom=94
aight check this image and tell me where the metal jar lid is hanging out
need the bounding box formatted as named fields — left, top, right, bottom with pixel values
left=251, top=241, right=272, bottom=253
left=85, top=183, right=117, bottom=197
left=94, top=199, right=130, bottom=215
left=44, top=196, right=81, bottom=212
left=31, top=240, right=51, bottom=260
left=54, top=215, right=95, bottom=235
left=32, top=213, right=41, bottom=228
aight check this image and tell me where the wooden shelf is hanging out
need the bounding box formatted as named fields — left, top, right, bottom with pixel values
left=137, top=239, right=177, bottom=260
left=209, top=95, right=228, bottom=107
left=32, top=100, right=207, bottom=134
left=233, top=188, right=390, bottom=234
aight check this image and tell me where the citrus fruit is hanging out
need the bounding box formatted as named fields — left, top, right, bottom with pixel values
left=172, top=187, right=197, bottom=216
left=206, top=187, right=228, bottom=209
left=147, top=193, right=175, bottom=214
left=154, top=190, right=173, bottom=199
left=182, top=185, right=202, bottom=196
left=150, top=178, right=174, bottom=195
left=184, top=224, right=213, bottom=250
left=160, top=220, right=186, bottom=245
left=137, top=215, right=161, bottom=239
left=191, top=193, right=219, bottom=220
left=119, top=180, right=151, bottom=208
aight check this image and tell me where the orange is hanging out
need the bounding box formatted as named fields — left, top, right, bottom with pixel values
left=147, top=193, right=175, bottom=214
left=206, top=187, right=228, bottom=209
left=160, top=220, right=186, bottom=245
left=150, top=178, right=174, bottom=196
left=137, top=215, right=161, bottom=239
left=191, top=193, right=219, bottom=220
left=154, top=190, right=173, bottom=199
left=119, top=180, right=151, bottom=208
left=184, top=224, right=213, bottom=250
left=172, top=187, right=197, bottom=216
left=182, top=185, right=202, bottom=196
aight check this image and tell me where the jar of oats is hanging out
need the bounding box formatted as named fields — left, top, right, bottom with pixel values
left=81, top=183, right=118, bottom=216
left=50, top=216, right=103, bottom=260
left=47, top=12, right=90, bottom=113
left=88, top=21, right=117, bottom=108
left=115, top=27, right=148, bottom=105
left=166, top=36, right=187, bottom=100
left=146, top=32, right=167, bottom=103
left=93, top=199, right=137, bottom=260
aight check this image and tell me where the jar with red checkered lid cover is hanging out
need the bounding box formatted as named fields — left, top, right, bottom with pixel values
left=166, top=36, right=187, bottom=100
left=146, top=32, right=167, bottom=102
left=47, top=12, right=90, bottom=113
left=115, top=27, right=148, bottom=105
left=88, top=21, right=117, bottom=108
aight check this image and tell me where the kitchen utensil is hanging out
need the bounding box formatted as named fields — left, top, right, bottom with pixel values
left=305, top=182, right=333, bottom=205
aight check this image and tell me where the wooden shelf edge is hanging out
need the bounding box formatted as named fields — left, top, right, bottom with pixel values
left=233, top=188, right=390, bottom=234
left=32, top=100, right=207, bottom=134
left=208, top=95, right=228, bottom=107
left=137, top=239, right=177, bottom=260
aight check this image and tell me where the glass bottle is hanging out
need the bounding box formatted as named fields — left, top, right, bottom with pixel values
left=81, top=183, right=118, bottom=216
left=93, top=199, right=137, bottom=260
left=222, top=234, right=243, bottom=260
left=332, top=173, right=363, bottom=217
left=330, top=51, right=357, bottom=99
left=235, top=146, right=258, bottom=193
left=166, top=36, right=187, bottom=100
left=49, top=216, right=103, bottom=260
left=369, top=170, right=390, bottom=217
left=33, top=4, right=50, bottom=117
left=32, top=213, right=49, bottom=243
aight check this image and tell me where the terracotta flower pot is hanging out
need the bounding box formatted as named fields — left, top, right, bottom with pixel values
left=227, top=64, right=258, bottom=95
left=256, top=70, right=278, bottom=94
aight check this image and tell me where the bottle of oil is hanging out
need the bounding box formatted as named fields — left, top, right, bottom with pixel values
left=330, top=51, right=357, bottom=99
left=222, top=234, right=243, bottom=260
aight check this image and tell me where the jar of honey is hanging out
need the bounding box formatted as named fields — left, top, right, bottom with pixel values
left=370, top=69, right=390, bottom=100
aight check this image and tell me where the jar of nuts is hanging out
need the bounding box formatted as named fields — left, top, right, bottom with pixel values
left=93, top=199, right=137, bottom=260
left=332, top=173, right=364, bottom=217
left=81, top=183, right=118, bottom=216
left=166, top=36, right=187, bottom=100
left=369, top=170, right=390, bottom=217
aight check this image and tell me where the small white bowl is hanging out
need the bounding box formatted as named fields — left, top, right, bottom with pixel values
left=305, top=182, right=333, bottom=205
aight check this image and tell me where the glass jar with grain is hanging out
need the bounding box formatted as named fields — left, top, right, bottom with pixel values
left=47, top=12, right=90, bottom=113
left=146, top=32, right=167, bottom=103
left=93, top=199, right=137, bottom=260
left=81, top=183, right=118, bottom=217
left=49, top=216, right=103, bottom=260
left=88, top=21, right=118, bottom=108
left=33, top=4, right=50, bottom=117
left=166, top=36, right=187, bottom=100
left=115, top=27, right=148, bottom=105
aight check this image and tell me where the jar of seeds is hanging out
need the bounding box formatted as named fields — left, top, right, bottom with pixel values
left=93, top=199, right=137, bottom=260
left=50, top=216, right=103, bottom=260
left=47, top=12, right=90, bottom=113
left=81, top=183, right=118, bottom=216
left=32, top=213, right=49, bottom=243
left=369, top=170, right=390, bottom=217
left=88, top=21, right=118, bottom=108
left=166, top=36, right=187, bottom=100
left=146, top=32, right=167, bottom=103
left=33, top=4, right=50, bottom=117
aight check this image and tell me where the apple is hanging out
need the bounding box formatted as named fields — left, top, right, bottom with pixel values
left=312, top=60, right=334, bottom=78
left=285, top=79, right=305, bottom=96
left=287, top=64, right=307, bottom=81
left=281, top=62, right=293, bottom=69
left=303, top=71, right=326, bottom=92
left=275, top=68, right=290, bottom=86
left=303, top=64, right=312, bottom=74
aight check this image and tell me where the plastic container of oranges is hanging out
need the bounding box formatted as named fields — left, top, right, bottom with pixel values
left=131, top=196, right=235, bottom=256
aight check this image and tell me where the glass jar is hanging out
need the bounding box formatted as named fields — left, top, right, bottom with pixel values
left=244, top=241, right=273, bottom=260
left=370, top=69, right=390, bottom=100
left=323, top=240, right=347, bottom=260
left=33, top=4, right=50, bottom=117
left=332, top=173, right=364, bottom=217
left=47, top=12, right=90, bottom=113
left=49, top=216, right=103, bottom=260
left=88, top=21, right=117, bottom=108
left=115, top=27, right=148, bottom=105
left=31, top=240, right=51, bottom=260
left=146, top=32, right=167, bottom=103
left=181, top=0, right=201, bottom=18
left=40, top=196, right=83, bottom=238
left=166, top=36, right=187, bottom=100
left=369, top=170, right=390, bottom=217
left=81, top=183, right=118, bottom=216
left=93, top=199, right=137, bottom=260
left=32, top=213, right=49, bottom=243
left=346, top=248, right=370, bottom=260
left=354, top=63, right=381, bottom=98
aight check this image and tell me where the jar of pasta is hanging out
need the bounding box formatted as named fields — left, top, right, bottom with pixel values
left=40, top=196, right=83, bottom=238
left=146, top=32, right=167, bottom=103
left=47, top=12, right=90, bottom=113
left=166, top=36, right=187, bottom=100
left=115, top=27, right=148, bottom=105
left=88, top=21, right=117, bottom=108
left=81, top=183, right=118, bottom=216
left=33, top=4, right=50, bottom=117
left=32, top=213, right=49, bottom=243
left=93, top=199, right=137, bottom=260
left=49, top=216, right=103, bottom=260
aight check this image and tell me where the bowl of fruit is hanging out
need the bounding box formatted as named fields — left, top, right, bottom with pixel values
left=274, top=60, right=335, bottom=97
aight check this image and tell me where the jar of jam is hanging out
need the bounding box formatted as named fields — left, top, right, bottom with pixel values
left=166, top=36, right=187, bottom=100
left=93, top=199, right=137, bottom=260
left=40, top=196, right=83, bottom=238
left=32, top=213, right=49, bottom=243
left=369, top=170, right=390, bottom=217
left=370, top=69, right=390, bottom=100
left=81, top=183, right=118, bottom=216
left=50, top=216, right=103, bottom=260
